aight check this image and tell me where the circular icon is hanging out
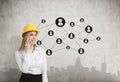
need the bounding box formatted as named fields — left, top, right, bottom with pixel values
left=80, top=18, right=84, bottom=22
left=55, top=17, right=65, bottom=27
left=56, top=38, right=62, bottom=44
left=78, top=48, right=84, bottom=54
left=41, top=19, right=46, bottom=24
left=85, top=25, right=93, bottom=33
left=66, top=45, right=70, bottom=50
left=68, top=33, right=75, bottom=39
left=37, top=40, right=42, bottom=45
left=70, top=22, right=75, bottom=27
left=83, top=38, right=89, bottom=44
left=96, top=36, right=101, bottom=41
left=46, top=49, right=52, bottom=56
left=48, top=30, right=54, bottom=36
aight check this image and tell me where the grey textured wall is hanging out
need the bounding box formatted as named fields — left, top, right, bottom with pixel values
left=0, top=0, right=120, bottom=82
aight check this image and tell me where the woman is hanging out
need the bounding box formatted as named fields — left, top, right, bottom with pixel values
left=15, top=24, right=48, bottom=82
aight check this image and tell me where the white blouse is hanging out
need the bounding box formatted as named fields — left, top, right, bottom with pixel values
left=15, top=46, right=48, bottom=82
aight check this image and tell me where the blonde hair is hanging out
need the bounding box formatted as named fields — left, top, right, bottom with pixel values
left=18, top=32, right=36, bottom=51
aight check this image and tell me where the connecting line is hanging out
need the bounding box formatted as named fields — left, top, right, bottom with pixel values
left=48, top=34, right=60, bottom=50
left=89, top=39, right=96, bottom=41
left=53, top=35, right=58, bottom=39
left=75, top=20, right=80, bottom=24
left=66, top=21, right=73, bottom=33
left=37, top=23, right=41, bottom=27
left=53, top=47, right=66, bottom=52
left=83, top=21, right=89, bottom=26
left=62, top=37, right=68, bottom=45
left=70, top=25, right=74, bottom=33
left=62, top=37, right=69, bottom=44
left=50, top=42, right=57, bottom=50
left=62, top=41, right=69, bottom=46
left=75, top=29, right=84, bottom=35
left=65, top=21, right=74, bottom=33
left=66, top=21, right=70, bottom=24
left=75, top=37, right=83, bottom=41
left=86, top=33, right=89, bottom=39
left=71, top=27, right=73, bottom=33
left=38, top=23, right=55, bottom=29
left=74, top=38, right=81, bottom=47
left=61, top=27, right=69, bottom=35
left=91, top=33, right=97, bottom=38
left=70, top=47, right=78, bottom=51
left=75, top=24, right=84, bottom=29
left=62, top=36, right=68, bottom=40
left=41, top=34, right=48, bottom=41
left=41, top=44, right=47, bottom=49
left=53, top=46, right=77, bottom=52
left=88, top=33, right=99, bottom=41
left=51, top=26, right=59, bottom=31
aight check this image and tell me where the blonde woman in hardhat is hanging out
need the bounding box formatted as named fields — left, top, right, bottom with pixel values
left=15, top=24, right=48, bottom=82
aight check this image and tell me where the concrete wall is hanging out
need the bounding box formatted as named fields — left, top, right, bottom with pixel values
left=0, top=0, right=120, bottom=81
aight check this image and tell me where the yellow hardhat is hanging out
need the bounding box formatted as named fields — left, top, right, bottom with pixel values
left=22, top=24, right=40, bottom=36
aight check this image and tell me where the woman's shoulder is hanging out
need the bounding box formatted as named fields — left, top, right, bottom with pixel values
left=15, top=50, right=20, bottom=55
left=15, top=50, right=23, bottom=57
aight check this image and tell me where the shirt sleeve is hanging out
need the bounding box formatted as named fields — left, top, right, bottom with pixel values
left=41, top=49, right=48, bottom=82
left=15, top=51, right=32, bottom=73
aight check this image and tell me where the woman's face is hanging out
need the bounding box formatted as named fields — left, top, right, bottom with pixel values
left=25, top=31, right=38, bottom=45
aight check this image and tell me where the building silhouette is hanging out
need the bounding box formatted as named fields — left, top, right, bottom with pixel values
left=48, top=56, right=120, bottom=82
left=101, top=52, right=106, bottom=73
left=0, top=56, right=120, bottom=82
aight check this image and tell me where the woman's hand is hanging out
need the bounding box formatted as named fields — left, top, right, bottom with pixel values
left=24, top=37, right=32, bottom=53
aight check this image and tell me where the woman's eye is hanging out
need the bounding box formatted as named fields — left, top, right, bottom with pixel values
left=35, top=34, right=37, bottom=36
left=30, top=34, right=33, bottom=36
left=29, top=34, right=37, bottom=37
left=27, top=32, right=37, bottom=36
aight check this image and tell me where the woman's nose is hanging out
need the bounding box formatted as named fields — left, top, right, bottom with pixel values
left=33, top=36, right=37, bottom=39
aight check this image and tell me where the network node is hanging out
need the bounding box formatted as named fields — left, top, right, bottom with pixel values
left=41, top=19, right=46, bottom=24
left=46, top=49, right=52, bottom=56
left=96, top=36, right=101, bottom=41
left=37, top=17, right=101, bottom=56
left=48, top=30, right=54, bottom=36
left=70, top=22, right=75, bottom=27
left=83, top=38, right=89, bottom=44
left=55, top=17, right=66, bottom=27
left=66, top=45, right=70, bottom=50
left=80, top=18, right=84, bottom=22
left=78, top=48, right=84, bottom=54
left=68, top=33, right=75, bottom=39
left=37, top=40, right=42, bottom=45
left=56, top=38, right=62, bottom=44
left=85, top=25, right=93, bottom=33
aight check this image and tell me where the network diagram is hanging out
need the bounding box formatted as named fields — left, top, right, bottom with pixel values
left=37, top=17, right=101, bottom=56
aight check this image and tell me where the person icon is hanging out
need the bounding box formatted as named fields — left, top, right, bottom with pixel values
left=55, top=17, right=65, bottom=27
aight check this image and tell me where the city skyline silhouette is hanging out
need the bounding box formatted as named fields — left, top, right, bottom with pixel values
left=0, top=56, right=120, bottom=82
